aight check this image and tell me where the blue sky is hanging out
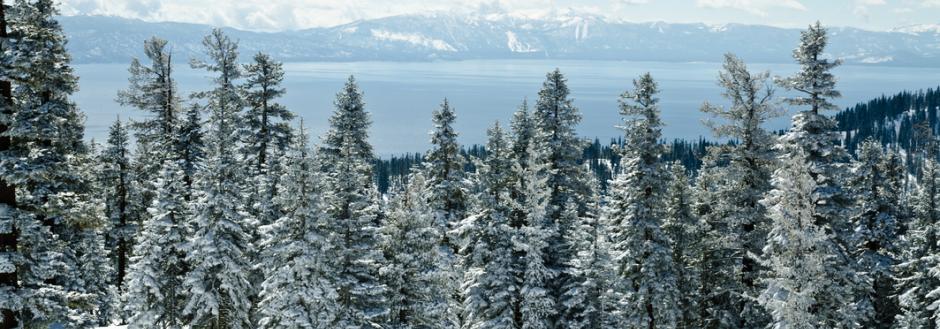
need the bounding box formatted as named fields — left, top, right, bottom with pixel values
left=57, top=0, right=940, bottom=32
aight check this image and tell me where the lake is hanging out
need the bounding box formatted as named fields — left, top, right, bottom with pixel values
left=72, top=60, right=940, bottom=156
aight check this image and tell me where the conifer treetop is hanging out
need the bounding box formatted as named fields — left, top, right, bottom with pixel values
left=778, top=21, right=842, bottom=114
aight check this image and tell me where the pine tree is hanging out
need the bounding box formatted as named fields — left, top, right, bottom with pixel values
left=699, top=53, right=780, bottom=327
left=423, top=98, right=468, bottom=328
left=777, top=22, right=841, bottom=116
left=182, top=29, right=254, bottom=329
left=425, top=98, right=468, bottom=233
left=116, top=36, right=182, bottom=219
left=690, top=146, right=735, bottom=327
left=896, top=133, right=940, bottom=328
left=510, top=100, right=534, bottom=181
left=124, top=160, right=189, bottom=329
left=605, top=73, right=679, bottom=329
left=459, top=123, right=519, bottom=329
left=100, top=118, right=135, bottom=305
left=772, top=21, right=869, bottom=326
left=759, top=152, right=848, bottom=329
left=507, top=99, right=534, bottom=328
left=241, top=52, right=293, bottom=174
left=116, top=36, right=181, bottom=160
left=319, top=76, right=387, bottom=328
left=662, top=162, right=706, bottom=329
left=319, top=76, right=373, bottom=167
left=0, top=0, right=99, bottom=325
left=565, top=178, right=624, bottom=329
left=383, top=172, right=448, bottom=328
left=53, top=147, right=116, bottom=327
left=528, top=69, right=594, bottom=326
left=847, top=139, right=900, bottom=327
left=518, top=167, right=556, bottom=329
left=240, top=55, right=292, bottom=290
left=776, top=22, right=853, bottom=237
left=256, top=125, right=339, bottom=328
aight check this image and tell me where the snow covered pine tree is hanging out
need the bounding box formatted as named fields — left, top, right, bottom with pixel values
left=181, top=29, right=254, bottom=329
left=762, top=21, right=869, bottom=328
left=698, top=53, right=781, bottom=327
left=605, top=73, right=680, bottom=329
left=318, top=76, right=388, bottom=328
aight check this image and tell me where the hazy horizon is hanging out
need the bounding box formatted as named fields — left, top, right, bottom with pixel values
left=57, top=0, right=940, bottom=32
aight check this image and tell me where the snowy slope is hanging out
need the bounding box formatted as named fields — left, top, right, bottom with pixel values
left=58, top=12, right=940, bottom=66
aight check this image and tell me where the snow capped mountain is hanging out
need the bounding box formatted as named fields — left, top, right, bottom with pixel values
left=891, top=24, right=940, bottom=35
left=58, top=14, right=940, bottom=66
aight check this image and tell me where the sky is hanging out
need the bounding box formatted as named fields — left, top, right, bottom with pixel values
left=56, top=0, right=940, bottom=32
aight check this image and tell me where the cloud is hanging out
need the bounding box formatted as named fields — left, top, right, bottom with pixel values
left=923, top=0, right=940, bottom=7
left=852, top=0, right=886, bottom=19
left=57, top=0, right=338, bottom=30
left=695, top=0, right=806, bottom=16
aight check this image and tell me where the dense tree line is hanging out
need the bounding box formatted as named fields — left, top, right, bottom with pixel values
left=2, top=1, right=940, bottom=328
left=375, top=138, right=720, bottom=194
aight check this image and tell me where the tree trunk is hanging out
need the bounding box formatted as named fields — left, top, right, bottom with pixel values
left=116, top=165, right=128, bottom=293
left=0, top=1, right=19, bottom=328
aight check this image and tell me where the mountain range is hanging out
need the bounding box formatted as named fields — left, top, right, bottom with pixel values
left=59, top=11, right=940, bottom=66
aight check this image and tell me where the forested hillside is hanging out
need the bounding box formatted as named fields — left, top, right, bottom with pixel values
left=3, top=1, right=940, bottom=329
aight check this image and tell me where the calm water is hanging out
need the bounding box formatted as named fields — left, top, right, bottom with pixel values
left=73, top=60, right=940, bottom=155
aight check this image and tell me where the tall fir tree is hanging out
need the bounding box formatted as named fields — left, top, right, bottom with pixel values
left=528, top=69, right=594, bottom=327
left=100, top=118, right=135, bottom=306
left=458, top=122, right=519, bottom=329
left=54, top=146, right=116, bottom=327
left=604, top=73, right=679, bottom=329
left=240, top=54, right=292, bottom=283
left=698, top=53, right=780, bottom=327
left=318, top=76, right=388, bottom=328
left=0, top=0, right=104, bottom=325
left=256, top=125, right=340, bottom=328
left=662, top=162, right=706, bottom=329
left=423, top=98, right=468, bottom=329
left=116, top=36, right=182, bottom=219
left=691, top=146, right=738, bottom=327
left=181, top=29, right=254, bottom=329
left=425, top=98, right=468, bottom=234
left=565, top=176, right=623, bottom=329
left=776, top=21, right=853, bottom=237
left=507, top=99, right=534, bottom=328
left=124, top=160, right=189, bottom=329
left=382, top=172, right=449, bottom=328
left=772, top=21, right=869, bottom=326
left=847, top=139, right=901, bottom=327
left=518, top=163, right=556, bottom=329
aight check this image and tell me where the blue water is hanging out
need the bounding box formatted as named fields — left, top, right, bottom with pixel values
left=73, top=60, right=940, bottom=156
